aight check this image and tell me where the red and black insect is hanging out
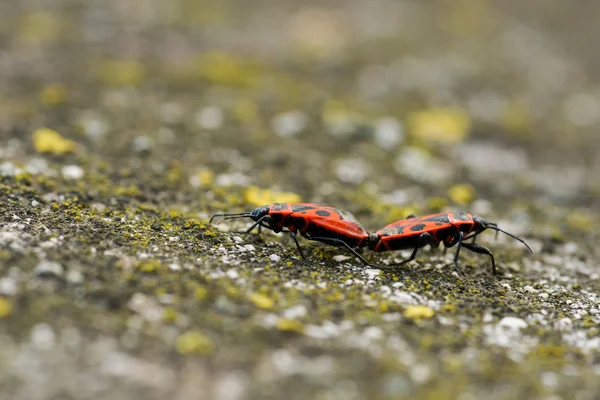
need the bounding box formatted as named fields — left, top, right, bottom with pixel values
left=369, top=212, right=533, bottom=275
left=210, top=203, right=379, bottom=266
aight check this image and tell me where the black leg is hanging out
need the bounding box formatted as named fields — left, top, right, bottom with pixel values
left=462, top=242, right=496, bottom=275
left=452, top=231, right=465, bottom=271
left=244, top=215, right=270, bottom=233
left=394, top=232, right=436, bottom=267
left=406, top=214, right=417, bottom=219
left=307, top=236, right=377, bottom=268
left=289, top=231, right=306, bottom=259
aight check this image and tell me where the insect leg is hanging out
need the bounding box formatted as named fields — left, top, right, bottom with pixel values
left=452, top=231, right=465, bottom=271
left=288, top=231, right=306, bottom=259
left=394, top=232, right=436, bottom=267
left=462, top=242, right=496, bottom=275
left=244, top=215, right=270, bottom=233
left=307, top=236, right=376, bottom=268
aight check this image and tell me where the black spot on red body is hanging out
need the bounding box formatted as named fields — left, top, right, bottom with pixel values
left=316, top=210, right=331, bottom=217
left=410, top=223, right=426, bottom=232
left=292, top=204, right=315, bottom=213
left=422, top=214, right=450, bottom=224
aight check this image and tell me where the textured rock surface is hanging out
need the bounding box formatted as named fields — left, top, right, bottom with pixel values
left=1, top=1, right=599, bottom=399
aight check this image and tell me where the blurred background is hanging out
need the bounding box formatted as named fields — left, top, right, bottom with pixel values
left=1, top=1, right=600, bottom=399
left=2, top=0, right=600, bottom=213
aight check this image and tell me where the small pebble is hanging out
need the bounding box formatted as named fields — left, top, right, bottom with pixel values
left=131, top=136, right=154, bottom=153
left=233, top=236, right=243, bottom=243
left=0, top=278, right=18, bottom=296
left=332, top=255, right=351, bottom=262
left=66, top=269, right=84, bottom=284
left=374, top=117, right=404, bottom=150
left=196, top=106, right=224, bottom=130
left=269, top=254, right=281, bottom=262
left=61, top=165, right=84, bottom=180
left=498, top=316, right=528, bottom=330
left=34, top=260, right=64, bottom=278
left=271, top=110, right=307, bottom=137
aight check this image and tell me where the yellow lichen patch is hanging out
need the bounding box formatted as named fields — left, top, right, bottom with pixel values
left=403, top=305, right=435, bottom=320
left=194, top=287, right=209, bottom=300
left=196, top=52, right=263, bottom=88
left=18, top=12, right=68, bottom=44
left=193, top=168, right=215, bottom=187
left=250, top=293, right=275, bottom=310
left=94, top=60, right=145, bottom=86
left=40, top=84, right=66, bottom=106
left=175, top=330, right=214, bottom=355
left=32, top=128, right=76, bottom=155
left=426, top=196, right=448, bottom=212
left=234, top=98, right=259, bottom=123
left=448, top=184, right=476, bottom=205
left=501, top=100, right=531, bottom=133
left=407, top=108, right=471, bottom=144
left=276, top=318, right=305, bottom=334
left=0, top=297, right=13, bottom=318
left=162, top=307, right=179, bottom=324
left=567, top=211, right=595, bottom=233
left=244, top=186, right=302, bottom=207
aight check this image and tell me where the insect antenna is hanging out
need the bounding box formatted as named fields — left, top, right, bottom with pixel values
left=486, top=224, right=533, bottom=253
left=209, top=213, right=251, bottom=224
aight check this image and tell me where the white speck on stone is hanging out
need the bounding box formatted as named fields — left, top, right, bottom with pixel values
left=215, top=172, right=251, bottom=187
left=131, top=136, right=154, bottom=153
left=34, top=260, right=64, bottom=277
left=0, top=161, right=20, bottom=176
left=226, top=269, right=239, bottom=279
left=196, top=106, right=224, bottom=130
left=501, top=283, right=511, bottom=291
left=373, top=117, right=404, bottom=150
left=128, top=293, right=162, bottom=322
left=562, top=242, right=578, bottom=255
left=333, top=255, right=351, bottom=262
left=409, top=364, right=431, bottom=384
left=364, top=268, right=381, bottom=278
left=498, top=316, right=528, bottom=330
left=0, top=277, right=18, bottom=296
left=539, top=293, right=549, bottom=299
left=555, top=318, right=573, bottom=331
left=168, top=263, right=181, bottom=271
left=31, top=200, right=39, bottom=207
left=483, top=313, right=494, bottom=323
left=395, top=147, right=452, bottom=184
left=304, top=321, right=340, bottom=339
left=541, top=371, right=559, bottom=388
left=271, top=110, right=307, bottom=137
left=61, top=165, right=84, bottom=180
left=390, top=291, right=419, bottom=305
left=244, top=244, right=256, bottom=252
left=269, top=254, right=281, bottom=262
left=335, top=158, right=369, bottom=184
left=66, top=269, right=84, bottom=284
left=523, top=285, right=537, bottom=293
left=233, top=236, right=243, bottom=243
left=271, top=350, right=300, bottom=376
left=30, top=323, right=56, bottom=349
left=24, top=158, right=50, bottom=175
left=282, top=304, right=308, bottom=319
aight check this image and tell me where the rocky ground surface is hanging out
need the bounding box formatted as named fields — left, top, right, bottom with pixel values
left=1, top=1, right=599, bottom=399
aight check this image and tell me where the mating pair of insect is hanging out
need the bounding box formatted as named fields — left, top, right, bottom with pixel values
left=209, top=202, right=533, bottom=275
